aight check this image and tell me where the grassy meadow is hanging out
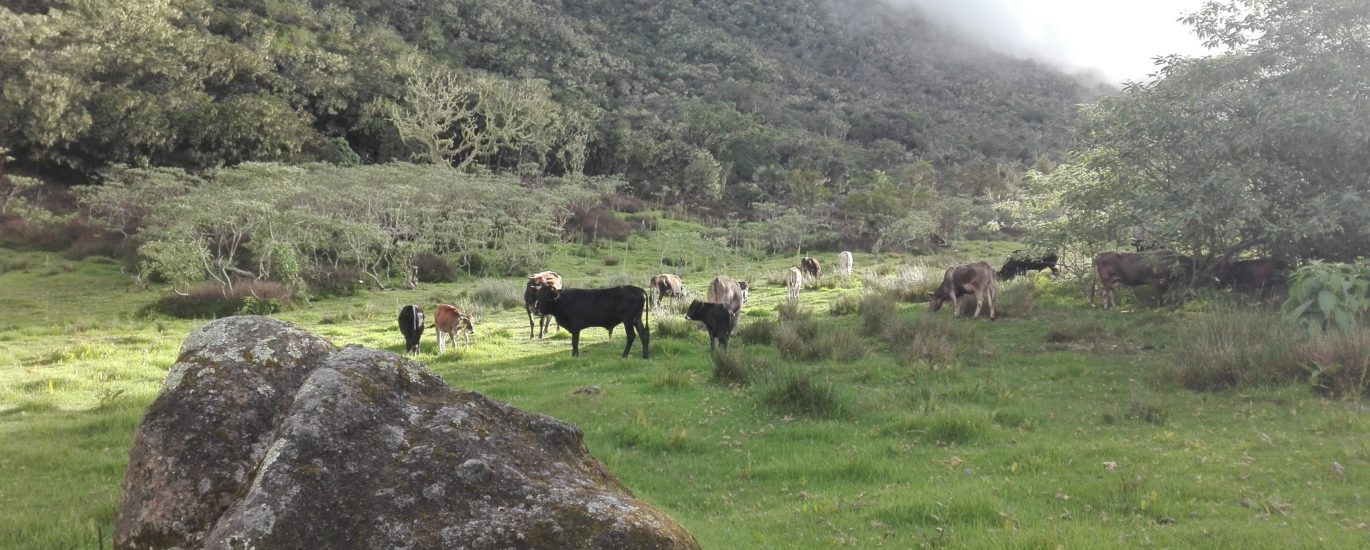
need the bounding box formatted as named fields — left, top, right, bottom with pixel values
left=2, top=222, right=1369, bottom=549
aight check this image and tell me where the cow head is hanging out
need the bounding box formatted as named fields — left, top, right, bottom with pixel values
left=461, top=313, right=477, bottom=334
left=685, top=300, right=706, bottom=320
left=927, top=289, right=949, bottom=313
left=531, top=285, right=561, bottom=315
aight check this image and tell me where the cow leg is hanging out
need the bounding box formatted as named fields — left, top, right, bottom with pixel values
left=622, top=322, right=636, bottom=358
left=570, top=330, right=581, bottom=357
left=438, top=331, right=446, bottom=354
left=973, top=293, right=983, bottom=318
left=527, top=307, right=536, bottom=339
left=988, top=285, right=996, bottom=320
left=950, top=294, right=961, bottom=317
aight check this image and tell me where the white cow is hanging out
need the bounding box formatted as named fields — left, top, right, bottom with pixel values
left=837, top=251, right=853, bottom=277
left=785, top=267, right=802, bottom=301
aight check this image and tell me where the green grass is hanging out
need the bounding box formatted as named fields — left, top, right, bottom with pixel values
left=3, top=236, right=1370, bottom=549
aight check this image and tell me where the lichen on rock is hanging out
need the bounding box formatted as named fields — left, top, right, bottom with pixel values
left=115, top=316, right=699, bottom=550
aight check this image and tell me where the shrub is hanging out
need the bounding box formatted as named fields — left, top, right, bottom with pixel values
left=148, top=280, right=292, bottom=319
left=994, top=277, right=1037, bottom=318
left=1297, top=330, right=1370, bottom=398
left=471, top=280, right=525, bottom=311
left=776, top=301, right=807, bottom=322
left=735, top=318, right=776, bottom=346
left=712, top=349, right=749, bottom=385
left=862, top=264, right=939, bottom=302
left=1173, top=308, right=1301, bottom=391
left=414, top=252, right=455, bottom=283
left=63, top=227, right=126, bottom=260
left=1284, top=260, right=1370, bottom=333
left=922, top=412, right=989, bottom=445
left=624, top=213, right=659, bottom=233
left=883, top=316, right=979, bottom=367
left=656, top=317, right=695, bottom=339
left=304, top=266, right=364, bottom=298
left=566, top=206, right=632, bottom=242
left=829, top=293, right=861, bottom=316
left=829, top=327, right=867, bottom=361
left=603, top=256, right=622, bottom=266
left=773, top=317, right=827, bottom=361
left=859, top=292, right=898, bottom=337
left=758, top=368, right=846, bottom=418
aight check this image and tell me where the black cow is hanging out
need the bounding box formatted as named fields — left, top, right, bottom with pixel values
left=1219, top=258, right=1288, bottom=295
left=998, top=250, right=1059, bottom=280
left=533, top=285, right=651, bottom=358
left=685, top=300, right=735, bottom=350
left=1131, top=237, right=1161, bottom=252
left=397, top=304, right=424, bottom=356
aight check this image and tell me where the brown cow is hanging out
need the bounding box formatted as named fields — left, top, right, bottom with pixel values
left=649, top=273, right=686, bottom=313
left=707, top=276, right=750, bottom=323
left=928, top=262, right=996, bottom=320
left=800, top=257, right=821, bottom=282
left=525, top=270, right=563, bottom=338
left=1093, top=251, right=1190, bottom=309
left=434, top=304, right=476, bottom=353
left=1219, top=258, right=1288, bottom=296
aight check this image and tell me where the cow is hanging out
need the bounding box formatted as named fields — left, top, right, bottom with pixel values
left=1219, top=258, right=1288, bottom=296
left=1093, top=250, right=1190, bottom=309
left=837, top=251, right=854, bottom=277
left=706, top=276, right=750, bottom=323
left=649, top=273, right=686, bottom=313
left=928, top=262, right=996, bottom=320
left=532, top=285, right=650, bottom=358
left=998, top=250, right=1059, bottom=280
left=785, top=266, right=802, bottom=301
left=685, top=300, right=736, bottom=350
left=434, top=304, right=476, bottom=353
left=524, top=271, right=563, bottom=338
left=800, top=257, right=822, bottom=282
left=397, top=304, right=424, bottom=356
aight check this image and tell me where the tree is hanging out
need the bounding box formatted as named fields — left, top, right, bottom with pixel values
left=1022, top=0, right=1370, bottom=265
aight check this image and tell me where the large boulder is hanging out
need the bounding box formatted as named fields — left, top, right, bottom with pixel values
left=115, top=316, right=699, bottom=549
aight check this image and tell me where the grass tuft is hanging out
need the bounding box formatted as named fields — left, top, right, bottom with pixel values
left=757, top=368, right=847, bottom=419
left=470, top=280, right=524, bottom=311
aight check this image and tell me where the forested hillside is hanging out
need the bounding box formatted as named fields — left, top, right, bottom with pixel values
left=1, top=0, right=1090, bottom=210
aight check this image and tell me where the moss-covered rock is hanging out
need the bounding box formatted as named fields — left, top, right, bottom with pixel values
left=115, top=316, right=698, bottom=550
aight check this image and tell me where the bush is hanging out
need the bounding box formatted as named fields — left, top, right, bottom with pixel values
left=1284, top=260, right=1370, bottom=333
left=1297, top=330, right=1370, bottom=398
left=829, top=293, right=861, bottom=316
left=859, top=292, right=898, bottom=337
left=148, top=280, right=292, bottom=319
left=414, top=252, right=456, bottom=283
left=624, top=213, right=659, bottom=233
left=829, top=327, right=867, bottom=361
left=603, top=256, right=622, bottom=266
left=776, top=301, right=807, bottom=322
left=994, top=277, right=1037, bottom=318
left=63, top=227, right=126, bottom=260
left=471, top=280, right=525, bottom=311
left=304, top=266, right=364, bottom=298
left=1174, top=308, right=1301, bottom=391
left=758, top=368, right=847, bottom=418
left=883, top=316, right=979, bottom=367
left=862, top=264, right=940, bottom=302
left=656, top=317, right=695, bottom=339
left=774, top=317, right=828, bottom=361
left=736, top=318, right=776, bottom=346
left=566, top=206, right=632, bottom=242
left=712, top=349, right=749, bottom=385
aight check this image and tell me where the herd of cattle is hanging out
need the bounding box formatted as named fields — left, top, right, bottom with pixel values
left=395, top=246, right=1288, bottom=358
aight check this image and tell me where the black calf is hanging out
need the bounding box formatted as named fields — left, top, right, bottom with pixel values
left=398, top=304, right=424, bottom=355
left=685, top=300, right=736, bottom=350
left=533, top=285, right=650, bottom=358
left=998, top=250, right=1059, bottom=280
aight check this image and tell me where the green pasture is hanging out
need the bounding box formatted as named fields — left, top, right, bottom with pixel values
left=1, top=230, right=1367, bottom=549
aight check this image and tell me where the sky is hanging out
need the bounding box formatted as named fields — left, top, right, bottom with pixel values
left=890, top=0, right=1215, bottom=84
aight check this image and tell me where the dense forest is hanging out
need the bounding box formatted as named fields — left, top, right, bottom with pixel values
left=0, top=0, right=1092, bottom=210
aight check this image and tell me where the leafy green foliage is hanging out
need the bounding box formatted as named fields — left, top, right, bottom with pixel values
left=1010, top=0, right=1370, bottom=265
left=1283, top=261, right=1370, bottom=333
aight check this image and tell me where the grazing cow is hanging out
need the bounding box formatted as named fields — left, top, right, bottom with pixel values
left=931, top=234, right=952, bottom=248
left=1131, top=237, right=1160, bottom=252
left=998, top=250, right=1060, bottom=280
left=434, top=304, right=476, bottom=353
left=1093, top=251, right=1190, bottom=309
left=685, top=300, right=736, bottom=350
left=928, top=262, right=996, bottom=320
left=785, top=267, right=802, bottom=301
left=1219, top=258, right=1288, bottom=295
left=706, top=276, right=750, bottom=322
left=649, top=273, right=686, bottom=313
left=532, top=285, right=650, bottom=358
left=800, top=257, right=822, bottom=281
left=397, top=304, right=424, bottom=355
left=837, top=251, right=854, bottom=277
left=524, top=271, right=563, bottom=338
